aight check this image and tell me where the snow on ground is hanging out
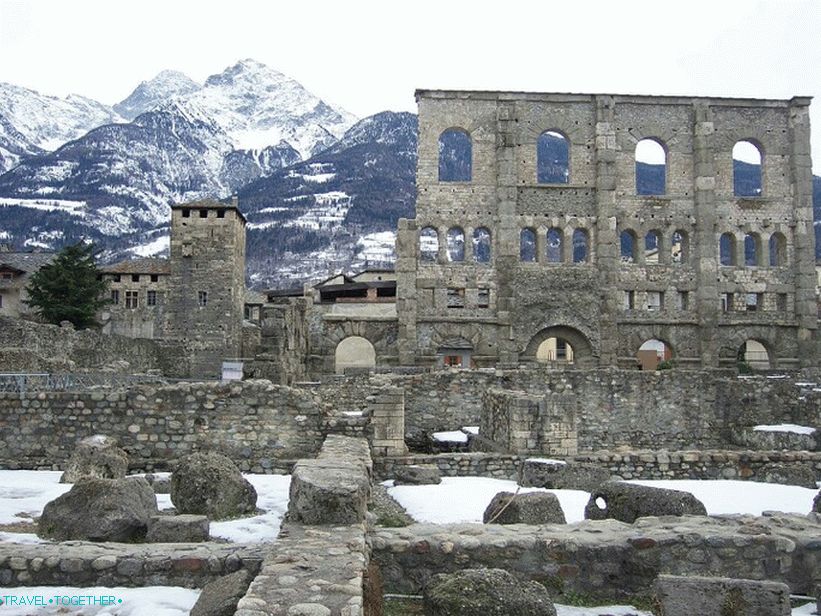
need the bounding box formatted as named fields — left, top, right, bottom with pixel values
left=0, top=586, right=198, bottom=616
left=462, top=426, right=479, bottom=435
left=0, top=197, right=86, bottom=215
left=753, top=423, right=817, bottom=435
left=128, top=235, right=170, bottom=257
left=355, top=231, right=396, bottom=263
left=431, top=430, right=468, bottom=443
left=387, top=477, right=818, bottom=526
left=0, top=471, right=290, bottom=544
left=555, top=606, right=652, bottom=616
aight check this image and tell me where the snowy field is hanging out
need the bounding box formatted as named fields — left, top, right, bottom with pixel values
left=0, top=471, right=291, bottom=544
left=386, top=477, right=819, bottom=524
left=0, top=586, right=198, bottom=616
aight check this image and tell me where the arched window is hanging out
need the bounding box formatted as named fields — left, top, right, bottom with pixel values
left=744, top=233, right=762, bottom=266
left=419, top=227, right=439, bottom=262
left=739, top=339, right=771, bottom=370
left=536, top=337, right=574, bottom=364
left=572, top=228, right=589, bottom=263
left=473, top=227, right=491, bottom=263
left=620, top=230, right=637, bottom=263
left=520, top=228, right=537, bottom=262
left=537, top=131, right=569, bottom=184
left=720, top=233, right=737, bottom=266
left=637, top=339, right=673, bottom=370
left=769, top=232, right=786, bottom=266
left=671, top=230, right=688, bottom=264
left=733, top=140, right=762, bottom=197
left=546, top=227, right=563, bottom=263
left=635, top=138, right=667, bottom=195
left=439, top=129, right=472, bottom=182
left=446, top=227, right=465, bottom=262
left=335, top=336, right=376, bottom=374
left=645, top=230, right=661, bottom=264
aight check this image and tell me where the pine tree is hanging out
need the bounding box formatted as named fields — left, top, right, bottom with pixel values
left=24, top=243, right=109, bottom=328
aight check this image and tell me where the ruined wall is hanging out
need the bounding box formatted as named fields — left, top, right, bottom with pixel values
left=0, top=380, right=326, bottom=472
left=249, top=298, right=310, bottom=385
left=0, top=316, right=190, bottom=377
left=397, top=91, right=816, bottom=370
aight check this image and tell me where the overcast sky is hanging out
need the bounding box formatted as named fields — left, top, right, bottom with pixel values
left=1, top=0, right=820, bottom=169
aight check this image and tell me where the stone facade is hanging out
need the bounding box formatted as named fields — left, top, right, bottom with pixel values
left=100, top=258, right=170, bottom=340
left=394, top=90, right=817, bottom=371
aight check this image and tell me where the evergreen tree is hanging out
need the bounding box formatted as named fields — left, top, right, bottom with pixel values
left=24, top=243, right=109, bottom=328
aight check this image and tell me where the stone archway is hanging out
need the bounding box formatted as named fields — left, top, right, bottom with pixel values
left=334, top=336, right=376, bottom=374
left=524, top=326, right=594, bottom=367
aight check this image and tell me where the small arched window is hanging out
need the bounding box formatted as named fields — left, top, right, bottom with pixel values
left=645, top=231, right=661, bottom=264
left=620, top=230, right=637, bottom=263
left=769, top=232, right=787, bottom=267
left=439, top=129, right=472, bottom=182
left=520, top=228, right=537, bottom=262
left=720, top=233, right=737, bottom=266
left=446, top=227, right=465, bottom=262
left=733, top=140, right=763, bottom=197
left=572, top=228, right=589, bottom=263
left=419, top=227, right=439, bottom=262
left=473, top=227, right=492, bottom=263
left=537, top=131, right=569, bottom=184
left=671, top=230, right=688, bottom=264
left=635, top=138, right=667, bottom=195
left=546, top=228, right=563, bottom=263
left=744, top=233, right=762, bottom=266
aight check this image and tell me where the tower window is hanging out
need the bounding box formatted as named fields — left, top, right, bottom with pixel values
left=147, top=290, right=157, bottom=307
left=182, top=210, right=191, bottom=218
left=199, top=209, right=208, bottom=218
left=131, top=274, right=140, bottom=282
left=198, top=291, right=208, bottom=307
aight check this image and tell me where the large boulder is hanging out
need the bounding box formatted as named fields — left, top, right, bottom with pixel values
left=521, top=459, right=610, bottom=492
left=146, top=514, right=209, bottom=543
left=585, top=481, right=707, bottom=523
left=654, top=575, right=790, bottom=616
left=38, top=477, right=158, bottom=542
left=755, top=462, right=817, bottom=489
left=812, top=490, right=821, bottom=514
left=394, top=464, right=442, bottom=486
left=190, top=569, right=253, bottom=616
left=483, top=491, right=566, bottom=525
left=170, top=452, right=257, bottom=520
left=59, top=435, right=128, bottom=483
left=423, top=568, right=556, bottom=616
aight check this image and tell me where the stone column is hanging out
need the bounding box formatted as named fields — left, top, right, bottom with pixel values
left=395, top=218, right=418, bottom=366
left=369, top=387, right=407, bottom=457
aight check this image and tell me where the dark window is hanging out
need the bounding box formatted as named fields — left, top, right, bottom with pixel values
left=438, top=129, right=472, bottom=182
left=720, top=233, right=737, bottom=266
left=769, top=233, right=786, bottom=266
left=125, top=290, right=138, bottom=309
left=537, top=131, right=569, bottom=184
left=199, top=209, right=208, bottom=218
left=621, top=230, right=637, bottom=263
left=113, top=274, right=121, bottom=283
left=110, top=290, right=120, bottom=305
left=546, top=228, right=563, bottom=263
left=150, top=274, right=159, bottom=282
left=131, top=274, right=139, bottom=283
left=198, top=291, right=208, bottom=307
left=217, top=209, right=226, bottom=218
left=721, top=292, right=734, bottom=312
left=744, top=233, right=762, bottom=266
left=147, top=290, right=157, bottom=307
left=520, top=228, right=537, bottom=262
left=572, top=228, right=589, bottom=263
left=473, top=227, right=491, bottom=263
left=182, top=210, right=191, bottom=218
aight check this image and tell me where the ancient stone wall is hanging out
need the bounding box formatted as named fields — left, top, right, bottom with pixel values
left=249, top=297, right=310, bottom=385
left=0, top=380, right=325, bottom=472
left=0, top=316, right=190, bottom=377
left=397, top=90, right=817, bottom=371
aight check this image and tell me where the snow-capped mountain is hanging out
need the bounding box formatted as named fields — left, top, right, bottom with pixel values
left=0, top=82, right=123, bottom=172
left=113, top=70, right=201, bottom=120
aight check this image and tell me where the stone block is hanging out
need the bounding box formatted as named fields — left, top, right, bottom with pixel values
left=190, top=569, right=253, bottom=616
left=585, top=481, right=707, bottom=523
left=483, top=491, right=566, bottom=525
left=653, top=575, right=790, bottom=616
left=146, top=514, right=210, bottom=543
left=521, top=459, right=610, bottom=492
left=394, top=464, right=441, bottom=485
left=288, top=460, right=369, bottom=525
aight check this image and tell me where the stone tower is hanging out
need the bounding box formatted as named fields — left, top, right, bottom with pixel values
left=163, top=197, right=246, bottom=378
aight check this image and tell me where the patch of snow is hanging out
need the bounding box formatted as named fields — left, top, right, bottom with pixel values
left=753, top=424, right=816, bottom=435
left=355, top=231, right=396, bottom=264
left=0, top=471, right=69, bottom=528
left=766, top=374, right=789, bottom=379
left=209, top=474, right=291, bottom=543
left=792, top=602, right=818, bottom=615
left=526, top=458, right=567, bottom=465
left=0, top=586, right=198, bottom=616
left=0, top=197, right=86, bottom=215
left=794, top=382, right=817, bottom=387
left=556, top=606, right=653, bottom=616
left=128, top=235, right=170, bottom=257
left=462, top=426, right=479, bottom=435
left=343, top=411, right=364, bottom=417
left=432, top=431, right=468, bottom=443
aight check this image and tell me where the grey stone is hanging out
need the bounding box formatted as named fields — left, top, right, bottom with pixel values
left=288, top=459, right=369, bottom=525
left=483, top=491, right=566, bottom=525
left=584, top=481, right=707, bottom=523
left=813, top=491, right=821, bottom=514
left=521, top=459, right=610, bottom=491
left=394, top=464, right=441, bottom=485
left=755, top=462, right=818, bottom=489
left=423, top=568, right=557, bottom=616
left=59, top=435, right=128, bottom=483
left=190, top=569, right=253, bottom=616
left=171, top=452, right=257, bottom=520
left=654, top=574, right=790, bottom=616
left=146, top=515, right=209, bottom=543
left=38, top=477, right=158, bottom=542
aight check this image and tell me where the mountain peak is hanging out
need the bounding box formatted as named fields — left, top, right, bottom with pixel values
left=114, top=70, right=200, bottom=121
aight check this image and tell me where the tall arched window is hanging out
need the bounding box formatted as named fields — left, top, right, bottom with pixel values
left=645, top=230, right=661, bottom=264
left=572, top=228, right=589, bottom=263
left=720, top=233, right=737, bottom=266
left=520, top=228, right=536, bottom=262
left=733, top=140, right=762, bottom=197
left=769, top=232, right=787, bottom=266
left=473, top=227, right=491, bottom=263
left=439, top=129, right=472, bottom=182
left=635, top=138, right=667, bottom=195
left=537, top=131, right=569, bottom=184
left=620, top=230, right=637, bottom=263
left=744, top=233, right=762, bottom=266
left=546, top=228, right=563, bottom=263
left=419, top=227, right=439, bottom=262
left=671, top=230, right=688, bottom=264
left=446, top=227, right=465, bottom=262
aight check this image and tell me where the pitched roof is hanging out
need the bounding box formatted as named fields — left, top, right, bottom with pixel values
left=0, top=251, right=55, bottom=273
left=101, top=258, right=170, bottom=275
